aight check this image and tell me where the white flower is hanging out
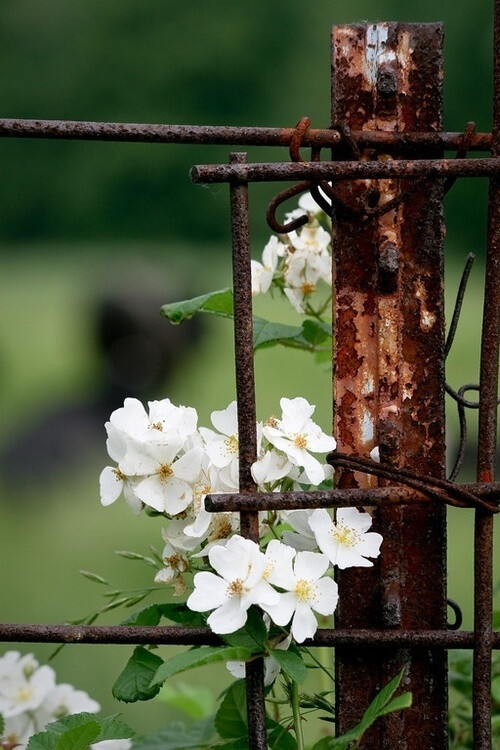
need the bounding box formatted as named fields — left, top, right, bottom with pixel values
left=122, top=444, right=204, bottom=515
left=262, top=397, right=336, bottom=485
left=251, top=448, right=293, bottom=487
left=308, top=508, right=383, bottom=569
left=288, top=225, right=331, bottom=255
left=187, top=535, right=278, bottom=634
left=0, top=652, right=56, bottom=718
left=2, top=713, right=35, bottom=749
left=108, top=397, right=198, bottom=447
left=154, top=541, right=189, bottom=595
left=99, top=465, right=142, bottom=514
left=262, top=541, right=337, bottom=643
left=35, top=683, right=100, bottom=725
left=200, top=401, right=240, bottom=487
left=251, top=237, right=285, bottom=295
left=298, top=191, right=324, bottom=215
left=91, top=742, right=132, bottom=750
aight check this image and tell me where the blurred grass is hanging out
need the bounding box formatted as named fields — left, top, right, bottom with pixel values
left=0, top=243, right=498, bottom=737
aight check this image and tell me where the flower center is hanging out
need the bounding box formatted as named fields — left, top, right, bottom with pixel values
left=333, top=525, right=358, bottom=548
left=209, top=516, right=233, bottom=541
left=295, top=579, right=313, bottom=602
left=265, top=416, right=279, bottom=428
left=294, top=433, right=308, bottom=450
left=224, top=434, right=239, bottom=454
left=156, top=463, right=173, bottom=481
left=301, top=282, right=316, bottom=295
left=113, top=468, right=125, bottom=481
left=228, top=578, right=244, bottom=597
left=150, top=421, right=164, bottom=431
left=14, top=685, right=33, bottom=702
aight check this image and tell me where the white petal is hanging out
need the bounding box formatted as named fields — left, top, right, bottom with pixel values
left=211, top=401, right=238, bottom=436
left=312, top=578, right=338, bottom=616
left=134, top=475, right=166, bottom=512
left=226, top=660, right=246, bottom=680
left=207, top=598, right=248, bottom=634
left=336, top=547, right=374, bottom=569
left=293, top=551, right=329, bottom=582
left=263, top=591, right=297, bottom=627
left=99, top=467, right=123, bottom=506
left=187, top=572, right=228, bottom=611
left=280, top=397, right=315, bottom=432
left=209, top=536, right=256, bottom=582
left=154, top=568, right=176, bottom=584
left=337, top=507, right=373, bottom=533
left=173, top=447, right=203, bottom=482
left=357, top=532, right=383, bottom=559
left=263, top=540, right=296, bottom=590
left=291, top=602, right=318, bottom=643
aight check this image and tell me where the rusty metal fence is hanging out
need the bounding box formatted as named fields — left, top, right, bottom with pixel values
left=0, top=7, right=499, bottom=750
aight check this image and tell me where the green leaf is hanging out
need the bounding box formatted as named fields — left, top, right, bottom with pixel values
left=121, top=603, right=205, bottom=627
left=268, top=649, right=307, bottom=684
left=492, top=674, right=500, bottom=704
left=376, top=691, right=413, bottom=717
left=55, top=722, right=100, bottom=750
left=301, top=319, right=331, bottom=346
left=267, top=718, right=297, bottom=750
left=161, top=288, right=233, bottom=323
left=151, top=647, right=252, bottom=686
left=221, top=606, right=268, bottom=649
left=112, top=646, right=163, bottom=702
left=93, top=715, right=135, bottom=743
left=27, top=714, right=133, bottom=750
left=132, top=717, right=215, bottom=750
left=0, top=713, right=4, bottom=736
left=252, top=318, right=305, bottom=350
left=157, top=682, right=215, bottom=720
left=362, top=668, right=405, bottom=723
left=79, top=570, right=109, bottom=585
left=214, top=680, right=247, bottom=740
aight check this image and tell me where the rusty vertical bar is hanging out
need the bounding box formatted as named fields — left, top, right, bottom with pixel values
left=472, top=1, right=500, bottom=745
left=229, top=152, right=267, bottom=750
left=332, top=24, right=447, bottom=749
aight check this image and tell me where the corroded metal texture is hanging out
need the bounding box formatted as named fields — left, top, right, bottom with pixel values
left=0, top=116, right=492, bottom=150
left=229, top=153, right=267, bottom=750
left=331, top=24, right=447, bottom=749
left=191, top=157, right=500, bottom=183
left=205, top=481, right=500, bottom=512
left=473, top=1, right=500, bottom=745
left=2, top=622, right=500, bottom=648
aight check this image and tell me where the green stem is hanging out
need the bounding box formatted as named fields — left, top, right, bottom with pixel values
left=302, top=646, right=334, bottom=682
left=291, top=680, right=305, bottom=750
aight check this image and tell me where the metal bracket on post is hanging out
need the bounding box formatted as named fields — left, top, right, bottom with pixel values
left=331, top=24, right=448, bottom=749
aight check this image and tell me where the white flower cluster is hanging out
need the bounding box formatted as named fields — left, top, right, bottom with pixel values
left=0, top=651, right=129, bottom=750
left=100, top=395, right=383, bottom=648
left=251, top=192, right=332, bottom=313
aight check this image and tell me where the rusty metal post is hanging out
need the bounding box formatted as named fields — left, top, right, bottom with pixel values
left=472, top=0, right=500, bottom=746
left=332, top=24, right=447, bottom=748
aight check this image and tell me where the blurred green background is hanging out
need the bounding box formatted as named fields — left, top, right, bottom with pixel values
left=0, top=0, right=498, bottom=741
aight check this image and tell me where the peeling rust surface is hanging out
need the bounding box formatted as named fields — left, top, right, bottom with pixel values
left=332, top=23, right=447, bottom=749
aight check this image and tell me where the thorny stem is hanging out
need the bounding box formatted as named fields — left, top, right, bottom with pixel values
left=291, top=680, right=305, bottom=750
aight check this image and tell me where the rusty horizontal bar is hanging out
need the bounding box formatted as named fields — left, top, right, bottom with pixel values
left=191, top=157, right=500, bottom=184
left=205, top=482, right=499, bottom=512
left=0, top=623, right=499, bottom=649
left=0, top=117, right=492, bottom=152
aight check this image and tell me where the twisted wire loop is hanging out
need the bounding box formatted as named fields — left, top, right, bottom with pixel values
left=327, top=451, right=499, bottom=514
left=444, top=252, right=500, bottom=480
left=266, top=119, right=480, bottom=233
left=446, top=598, right=464, bottom=630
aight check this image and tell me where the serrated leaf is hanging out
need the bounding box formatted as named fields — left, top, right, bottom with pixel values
left=56, top=721, right=100, bottom=750
left=132, top=717, right=215, bottom=750
left=93, top=715, right=134, bottom=743
left=112, top=646, right=163, bottom=702
left=151, top=647, right=252, bottom=686
left=268, top=649, right=307, bottom=684
left=161, top=289, right=234, bottom=323
left=221, top=607, right=268, bottom=649
left=214, top=680, right=247, bottom=740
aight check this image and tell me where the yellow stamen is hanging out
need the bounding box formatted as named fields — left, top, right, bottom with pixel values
left=301, top=282, right=316, bottom=295
left=157, top=463, right=173, bottom=482
left=295, top=579, right=313, bottom=602
left=224, top=435, right=239, bottom=454
left=228, top=579, right=244, bottom=596
left=150, top=422, right=164, bottom=431
left=333, top=525, right=359, bottom=548
left=294, top=434, right=308, bottom=450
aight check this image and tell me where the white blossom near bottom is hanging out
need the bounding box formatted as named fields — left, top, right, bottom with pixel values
left=226, top=633, right=292, bottom=687
left=262, top=541, right=338, bottom=643
left=308, top=507, right=383, bottom=569
left=187, top=535, right=279, bottom=634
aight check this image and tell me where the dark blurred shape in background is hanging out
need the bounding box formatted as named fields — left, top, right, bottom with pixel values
left=0, top=278, right=201, bottom=485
